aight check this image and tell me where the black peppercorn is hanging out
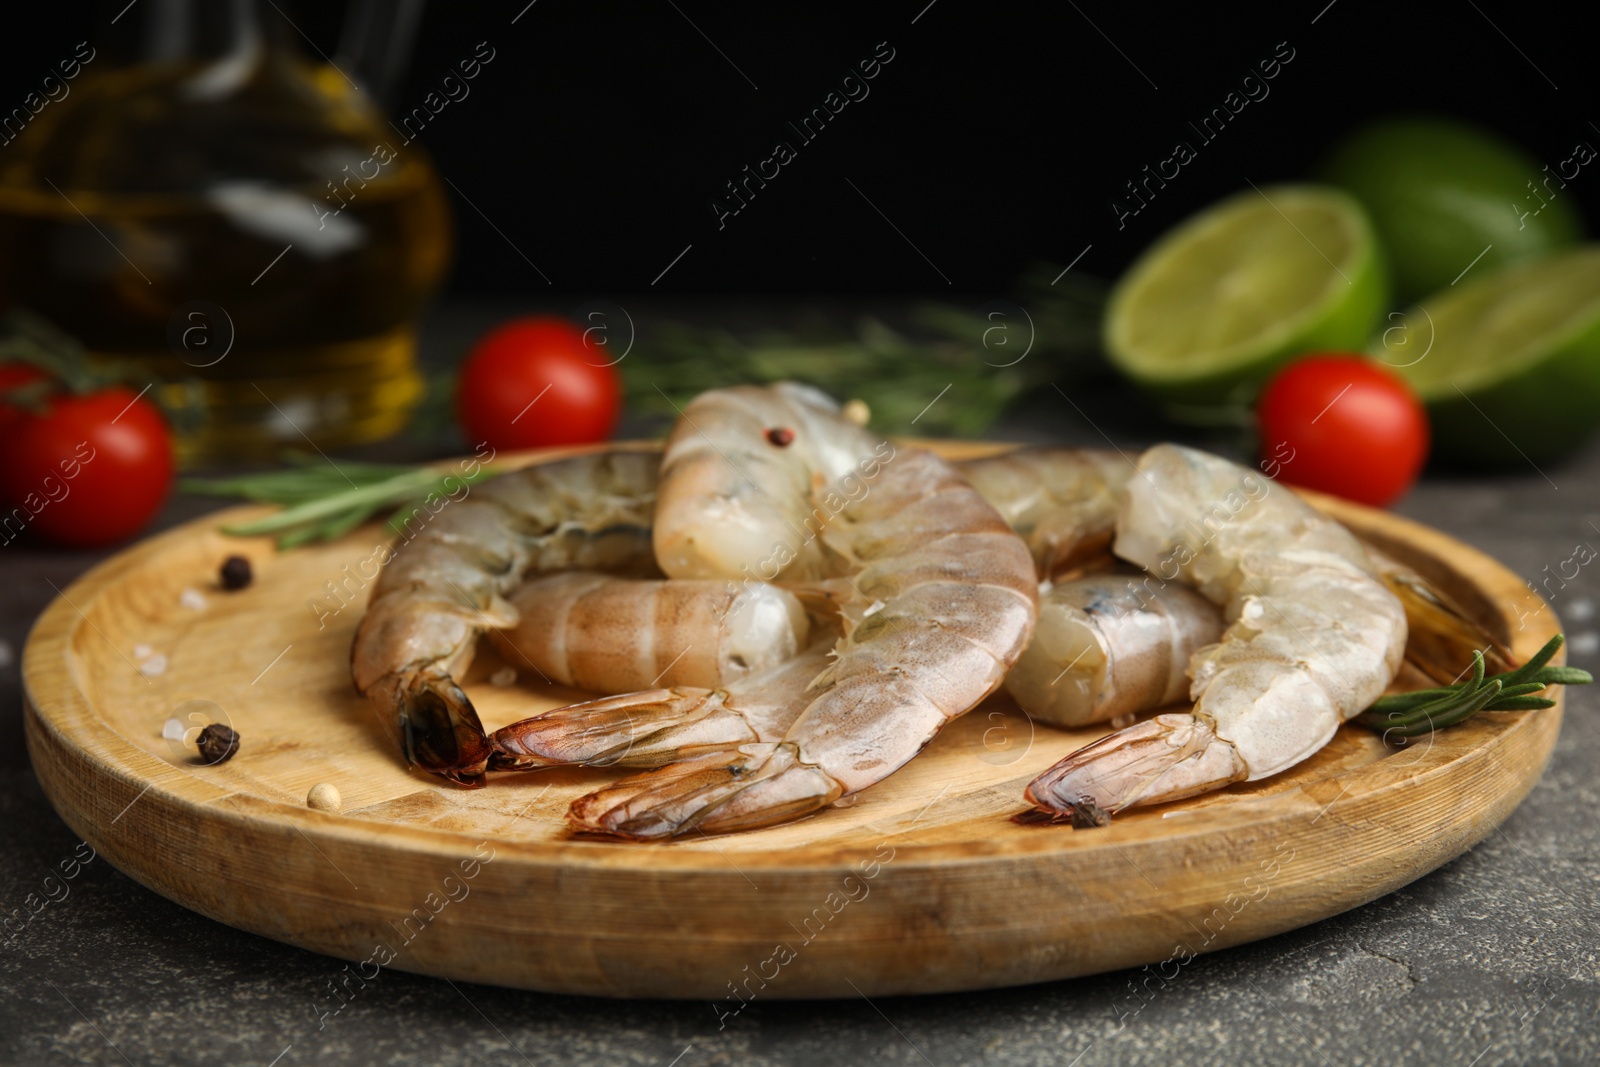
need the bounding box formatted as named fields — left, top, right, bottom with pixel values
left=196, top=724, right=240, bottom=765
left=219, top=555, right=253, bottom=590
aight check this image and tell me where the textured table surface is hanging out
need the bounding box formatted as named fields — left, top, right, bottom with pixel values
left=2, top=303, right=1597, bottom=1066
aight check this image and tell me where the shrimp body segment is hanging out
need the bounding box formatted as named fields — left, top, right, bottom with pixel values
left=351, top=451, right=659, bottom=786
left=652, top=382, right=885, bottom=583
left=959, top=448, right=1131, bottom=578
left=489, top=573, right=809, bottom=694
left=1026, top=444, right=1407, bottom=816
left=1005, top=576, right=1224, bottom=728
left=570, top=420, right=1039, bottom=838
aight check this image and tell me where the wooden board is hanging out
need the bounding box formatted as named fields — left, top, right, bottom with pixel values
left=22, top=442, right=1565, bottom=1000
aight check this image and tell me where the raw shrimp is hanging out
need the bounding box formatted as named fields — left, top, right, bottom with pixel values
left=1005, top=575, right=1224, bottom=728
left=1025, top=443, right=1409, bottom=818
left=478, top=443, right=1499, bottom=795
left=487, top=573, right=810, bottom=694
left=350, top=450, right=660, bottom=787
left=966, top=449, right=1509, bottom=710
left=998, top=557, right=1505, bottom=736
left=567, top=386, right=1039, bottom=839
left=487, top=446, right=1122, bottom=694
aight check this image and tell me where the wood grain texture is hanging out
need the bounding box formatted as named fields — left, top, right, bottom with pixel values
left=22, top=442, right=1564, bottom=999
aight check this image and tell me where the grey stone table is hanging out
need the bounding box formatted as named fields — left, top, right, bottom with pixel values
left=2, top=302, right=1597, bottom=1066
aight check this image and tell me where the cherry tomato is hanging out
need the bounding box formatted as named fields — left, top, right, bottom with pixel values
left=1, top=387, right=175, bottom=547
left=455, top=316, right=621, bottom=451
left=1257, top=354, right=1430, bottom=508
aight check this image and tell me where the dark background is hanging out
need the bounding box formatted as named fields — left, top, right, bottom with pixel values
left=4, top=0, right=1594, bottom=297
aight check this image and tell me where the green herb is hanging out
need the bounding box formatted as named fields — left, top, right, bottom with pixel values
left=0, top=311, right=208, bottom=436
left=624, top=272, right=1106, bottom=438
left=0, top=310, right=98, bottom=404
left=1358, top=633, right=1591, bottom=738
left=182, top=459, right=495, bottom=549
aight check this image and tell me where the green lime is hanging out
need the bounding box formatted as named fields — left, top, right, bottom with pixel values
left=1105, top=185, right=1388, bottom=409
left=1375, top=247, right=1600, bottom=464
left=1320, top=116, right=1583, bottom=304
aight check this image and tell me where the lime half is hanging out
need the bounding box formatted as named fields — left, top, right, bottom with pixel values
left=1320, top=116, right=1583, bottom=304
left=1376, top=247, right=1600, bottom=464
left=1106, top=185, right=1388, bottom=409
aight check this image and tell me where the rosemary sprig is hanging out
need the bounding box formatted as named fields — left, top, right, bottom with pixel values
left=1358, top=634, right=1591, bottom=738
left=182, top=460, right=495, bottom=549
left=624, top=275, right=1106, bottom=438
left=0, top=310, right=99, bottom=403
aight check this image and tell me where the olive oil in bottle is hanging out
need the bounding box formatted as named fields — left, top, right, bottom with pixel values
left=0, top=2, right=452, bottom=461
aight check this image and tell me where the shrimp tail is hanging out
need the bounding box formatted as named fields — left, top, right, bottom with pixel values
left=491, top=688, right=761, bottom=770
left=1024, top=713, right=1248, bottom=817
left=379, top=670, right=493, bottom=788
left=567, top=743, right=843, bottom=840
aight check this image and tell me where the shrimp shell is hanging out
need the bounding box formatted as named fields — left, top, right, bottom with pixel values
left=1005, top=575, right=1224, bottom=728
left=652, top=382, right=884, bottom=583
left=958, top=448, right=1131, bottom=578
left=488, top=572, right=809, bottom=693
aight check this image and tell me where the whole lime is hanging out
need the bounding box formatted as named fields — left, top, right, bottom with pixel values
left=1319, top=116, right=1583, bottom=304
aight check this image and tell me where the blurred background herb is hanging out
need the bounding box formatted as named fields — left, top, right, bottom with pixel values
left=622, top=270, right=1106, bottom=437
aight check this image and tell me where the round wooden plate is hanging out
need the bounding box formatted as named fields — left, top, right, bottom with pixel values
left=23, top=443, right=1564, bottom=1000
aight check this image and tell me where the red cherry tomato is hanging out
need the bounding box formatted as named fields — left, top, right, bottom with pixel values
left=1, top=387, right=175, bottom=547
left=1257, top=354, right=1430, bottom=508
left=455, top=317, right=621, bottom=451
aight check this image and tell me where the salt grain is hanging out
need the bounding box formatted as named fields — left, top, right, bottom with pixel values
left=179, top=588, right=207, bottom=611
left=137, top=654, right=168, bottom=677
left=1569, top=598, right=1596, bottom=623
left=133, top=644, right=152, bottom=660
left=489, top=667, right=517, bottom=687
left=1570, top=632, right=1599, bottom=658
left=161, top=717, right=186, bottom=741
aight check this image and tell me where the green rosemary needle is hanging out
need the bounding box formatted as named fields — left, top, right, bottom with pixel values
left=1358, top=633, right=1591, bottom=738
left=182, top=462, right=496, bottom=549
